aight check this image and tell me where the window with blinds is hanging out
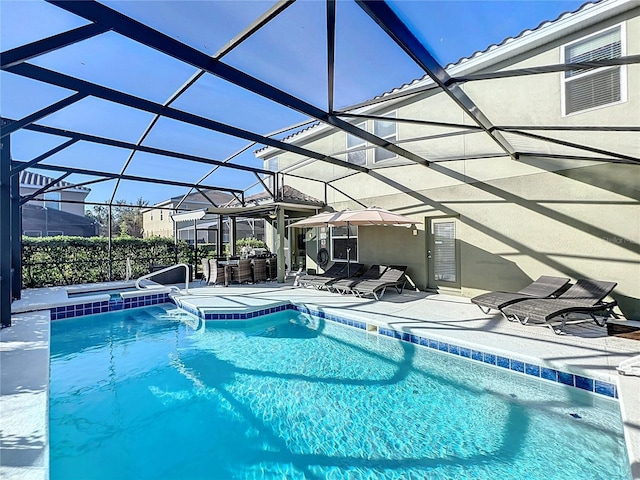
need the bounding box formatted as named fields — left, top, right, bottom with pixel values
left=564, top=26, right=623, bottom=115
left=433, top=221, right=456, bottom=282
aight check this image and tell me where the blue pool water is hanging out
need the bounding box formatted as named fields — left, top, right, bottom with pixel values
left=50, top=305, right=630, bottom=479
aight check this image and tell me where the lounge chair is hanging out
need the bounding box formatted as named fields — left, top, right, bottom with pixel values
left=298, top=263, right=347, bottom=287
left=329, top=264, right=387, bottom=294
left=351, top=266, right=408, bottom=300
left=500, top=279, right=619, bottom=334
left=471, top=276, right=570, bottom=314
left=304, top=263, right=364, bottom=290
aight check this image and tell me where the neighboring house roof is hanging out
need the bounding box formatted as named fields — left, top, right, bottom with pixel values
left=256, top=0, right=626, bottom=157
left=19, top=170, right=91, bottom=192
left=227, top=185, right=323, bottom=207
left=22, top=204, right=98, bottom=237
left=172, top=189, right=234, bottom=206
left=144, top=189, right=234, bottom=213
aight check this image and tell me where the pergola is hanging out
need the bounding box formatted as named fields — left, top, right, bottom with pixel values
left=2, top=0, right=639, bottom=326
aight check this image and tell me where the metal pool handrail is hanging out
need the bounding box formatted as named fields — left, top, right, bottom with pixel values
left=136, top=263, right=190, bottom=294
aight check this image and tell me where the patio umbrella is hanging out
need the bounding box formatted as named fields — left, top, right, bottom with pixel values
left=288, top=211, right=347, bottom=228
left=337, top=207, right=418, bottom=226
left=289, top=208, right=418, bottom=276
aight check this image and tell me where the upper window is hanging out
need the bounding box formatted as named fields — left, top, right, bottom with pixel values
left=563, top=25, right=624, bottom=115
left=373, top=113, right=397, bottom=162
left=346, top=122, right=367, bottom=165
left=44, top=192, right=60, bottom=210
left=263, top=156, right=279, bottom=190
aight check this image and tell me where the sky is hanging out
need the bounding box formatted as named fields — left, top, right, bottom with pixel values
left=1, top=0, right=588, bottom=206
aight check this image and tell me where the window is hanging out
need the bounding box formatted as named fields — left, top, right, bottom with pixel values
left=47, top=230, right=64, bottom=236
left=563, top=25, right=624, bottom=115
left=373, top=112, right=397, bottom=162
left=150, top=212, right=153, bottom=221
left=346, top=122, right=367, bottom=165
left=433, top=221, right=456, bottom=282
left=331, top=225, right=358, bottom=262
left=44, top=192, right=60, bottom=210
left=263, top=156, right=279, bottom=189
left=160, top=211, right=163, bottom=221
left=23, top=230, right=42, bottom=237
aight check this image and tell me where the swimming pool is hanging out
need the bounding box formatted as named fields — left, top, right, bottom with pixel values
left=49, top=305, right=631, bottom=479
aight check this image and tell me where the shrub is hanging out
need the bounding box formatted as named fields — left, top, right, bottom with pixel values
left=21, top=236, right=195, bottom=288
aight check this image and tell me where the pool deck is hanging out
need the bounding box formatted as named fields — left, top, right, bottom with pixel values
left=2, top=281, right=639, bottom=479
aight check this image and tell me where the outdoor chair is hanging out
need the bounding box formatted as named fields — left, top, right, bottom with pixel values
left=350, top=266, right=408, bottom=300
left=500, top=279, right=619, bottom=334
left=298, top=262, right=347, bottom=288
left=329, top=264, right=387, bottom=294
left=267, top=257, right=278, bottom=281
left=229, top=259, right=253, bottom=284
left=201, top=258, right=211, bottom=285
left=471, top=276, right=570, bottom=313
left=208, top=259, right=226, bottom=286
left=253, top=258, right=267, bottom=282
left=304, top=263, right=364, bottom=290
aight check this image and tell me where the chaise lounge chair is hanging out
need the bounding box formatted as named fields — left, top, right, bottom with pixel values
left=471, top=276, right=570, bottom=314
left=350, top=266, right=408, bottom=300
left=303, top=263, right=364, bottom=290
left=500, top=279, right=619, bottom=334
left=329, top=265, right=387, bottom=294
left=298, top=262, right=347, bottom=287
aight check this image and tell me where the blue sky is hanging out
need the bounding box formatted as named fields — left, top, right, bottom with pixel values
left=1, top=0, right=586, bottom=206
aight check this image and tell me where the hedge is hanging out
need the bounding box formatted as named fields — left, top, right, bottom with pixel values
left=21, top=236, right=198, bottom=288
left=21, top=236, right=268, bottom=288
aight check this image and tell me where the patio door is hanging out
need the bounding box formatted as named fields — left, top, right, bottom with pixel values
left=427, top=217, right=460, bottom=290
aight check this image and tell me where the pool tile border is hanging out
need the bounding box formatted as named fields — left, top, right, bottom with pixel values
left=49, top=293, right=171, bottom=320
left=293, top=305, right=618, bottom=400
left=49, top=298, right=618, bottom=400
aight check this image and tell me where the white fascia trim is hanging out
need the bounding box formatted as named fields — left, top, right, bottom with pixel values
left=255, top=0, right=636, bottom=159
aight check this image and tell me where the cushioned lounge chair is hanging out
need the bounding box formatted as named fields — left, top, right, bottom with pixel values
left=500, top=279, right=619, bottom=334
left=471, top=276, right=570, bottom=314
left=351, top=266, right=407, bottom=300
left=298, top=263, right=347, bottom=287
left=305, top=263, right=364, bottom=290
left=329, top=265, right=387, bottom=294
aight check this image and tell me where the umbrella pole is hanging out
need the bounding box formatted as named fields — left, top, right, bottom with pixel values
left=346, top=221, right=350, bottom=276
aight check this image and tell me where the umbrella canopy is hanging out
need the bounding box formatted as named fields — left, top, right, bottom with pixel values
left=289, top=208, right=418, bottom=228
left=337, top=207, right=418, bottom=226
left=288, top=211, right=347, bottom=228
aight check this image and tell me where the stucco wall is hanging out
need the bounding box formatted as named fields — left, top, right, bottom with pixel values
left=262, top=8, right=640, bottom=319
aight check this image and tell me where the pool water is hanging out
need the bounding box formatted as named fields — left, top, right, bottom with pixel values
left=49, top=305, right=630, bottom=480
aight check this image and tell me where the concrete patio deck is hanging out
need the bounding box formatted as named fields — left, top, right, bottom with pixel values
left=2, top=281, right=639, bottom=479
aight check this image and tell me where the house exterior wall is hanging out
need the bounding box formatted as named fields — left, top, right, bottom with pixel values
left=259, top=6, right=640, bottom=319
left=142, top=203, right=174, bottom=238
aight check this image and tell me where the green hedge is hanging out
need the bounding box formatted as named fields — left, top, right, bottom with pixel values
left=21, top=236, right=198, bottom=288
